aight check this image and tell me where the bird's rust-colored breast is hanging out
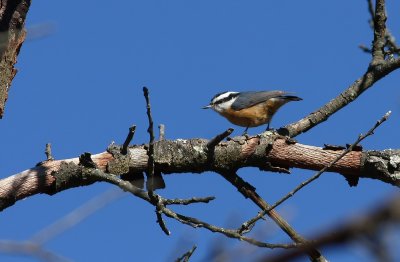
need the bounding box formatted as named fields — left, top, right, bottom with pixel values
left=218, top=102, right=271, bottom=127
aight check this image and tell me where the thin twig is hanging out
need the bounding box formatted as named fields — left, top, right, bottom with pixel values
left=87, top=169, right=293, bottom=249
left=159, top=204, right=294, bottom=249
left=164, top=196, right=215, bottom=205
left=175, top=245, right=197, bottom=262
left=359, top=44, right=372, bottom=54
left=143, top=87, right=156, bottom=193
left=121, top=125, right=136, bottom=155
left=238, top=211, right=266, bottom=234
left=155, top=195, right=171, bottom=235
left=143, top=87, right=169, bottom=233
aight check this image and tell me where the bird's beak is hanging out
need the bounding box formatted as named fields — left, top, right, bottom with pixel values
left=202, top=105, right=212, bottom=109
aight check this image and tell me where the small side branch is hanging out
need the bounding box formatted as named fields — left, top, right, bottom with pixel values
left=155, top=195, right=171, bottom=235
left=121, top=125, right=136, bottom=155
left=207, top=128, right=234, bottom=150
left=207, top=128, right=234, bottom=163
left=45, top=143, right=54, bottom=161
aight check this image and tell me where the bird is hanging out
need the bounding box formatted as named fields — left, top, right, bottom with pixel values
left=203, top=90, right=302, bottom=134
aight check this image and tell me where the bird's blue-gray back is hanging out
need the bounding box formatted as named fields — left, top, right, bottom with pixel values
left=230, top=91, right=287, bottom=111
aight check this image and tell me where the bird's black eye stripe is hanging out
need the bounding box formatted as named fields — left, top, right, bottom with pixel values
left=212, top=93, right=239, bottom=105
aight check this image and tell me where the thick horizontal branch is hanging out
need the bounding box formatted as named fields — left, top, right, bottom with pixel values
left=1, top=134, right=399, bottom=211
left=267, top=139, right=361, bottom=175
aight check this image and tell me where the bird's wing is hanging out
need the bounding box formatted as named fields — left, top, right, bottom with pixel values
left=231, top=91, right=287, bottom=111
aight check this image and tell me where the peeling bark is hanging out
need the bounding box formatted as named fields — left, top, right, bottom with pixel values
left=361, top=150, right=400, bottom=185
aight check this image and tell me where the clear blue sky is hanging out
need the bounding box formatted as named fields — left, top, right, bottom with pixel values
left=1, top=1, right=400, bottom=261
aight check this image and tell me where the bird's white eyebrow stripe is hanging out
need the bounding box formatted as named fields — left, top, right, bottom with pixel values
left=212, top=92, right=239, bottom=105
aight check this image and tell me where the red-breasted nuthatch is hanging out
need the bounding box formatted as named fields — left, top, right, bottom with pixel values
left=203, top=90, right=302, bottom=134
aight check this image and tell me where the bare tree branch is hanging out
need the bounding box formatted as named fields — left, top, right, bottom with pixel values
left=1, top=1, right=399, bottom=261
left=143, top=86, right=156, bottom=191
left=283, top=0, right=399, bottom=137
left=261, top=194, right=400, bottom=262
left=87, top=168, right=294, bottom=249
left=121, top=125, right=136, bottom=155
left=240, top=111, right=391, bottom=233
left=360, top=0, right=399, bottom=59
left=0, top=240, right=70, bottom=262
left=0, top=0, right=31, bottom=118
left=2, top=129, right=400, bottom=211
left=271, top=111, right=390, bottom=209
left=29, top=188, right=124, bottom=245
left=219, top=171, right=327, bottom=262
left=282, top=58, right=400, bottom=137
